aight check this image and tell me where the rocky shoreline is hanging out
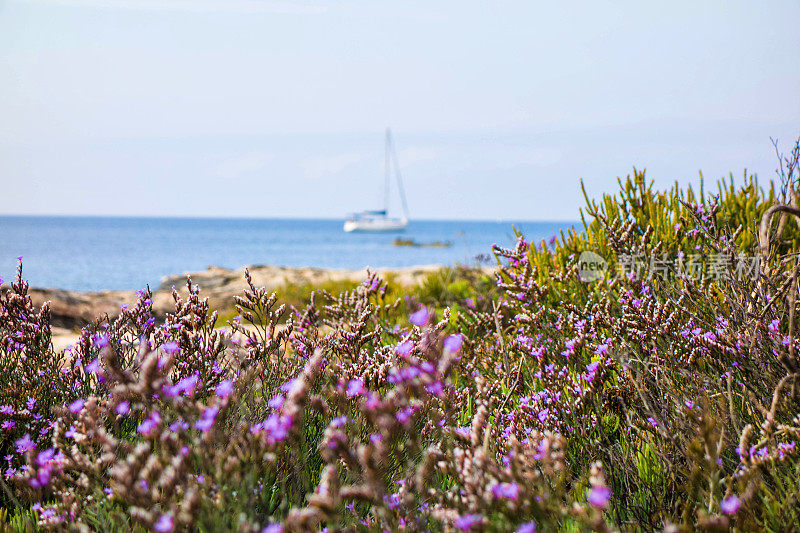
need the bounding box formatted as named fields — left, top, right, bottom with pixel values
left=19, top=264, right=452, bottom=331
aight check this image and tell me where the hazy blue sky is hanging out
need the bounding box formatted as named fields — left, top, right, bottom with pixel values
left=1, top=0, right=798, bottom=220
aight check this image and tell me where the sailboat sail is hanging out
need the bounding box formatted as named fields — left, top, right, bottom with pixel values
left=343, top=128, right=409, bottom=232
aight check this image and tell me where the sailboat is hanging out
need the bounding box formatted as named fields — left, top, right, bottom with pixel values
left=343, top=128, right=409, bottom=232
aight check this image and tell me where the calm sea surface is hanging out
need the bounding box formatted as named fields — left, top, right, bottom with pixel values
left=0, top=217, right=576, bottom=292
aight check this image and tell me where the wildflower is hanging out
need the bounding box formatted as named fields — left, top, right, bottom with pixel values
left=768, top=318, right=780, bottom=333
left=262, top=524, right=283, bottom=533
left=594, top=344, right=608, bottom=356
left=167, top=373, right=199, bottom=398
left=777, top=441, right=796, bottom=459
left=444, top=334, right=463, bottom=354
left=86, top=359, right=101, bottom=374
left=216, top=379, right=234, bottom=399
left=396, top=407, right=414, bottom=424
left=409, top=306, right=431, bottom=327
left=161, top=341, right=180, bottom=355
left=587, top=486, right=611, bottom=507
left=26, top=398, right=36, bottom=410
left=91, top=333, right=109, bottom=349
left=137, top=411, right=161, bottom=435
left=720, top=494, right=740, bottom=515
left=116, top=401, right=130, bottom=415
left=195, top=406, right=219, bottom=432
left=331, top=416, right=347, bottom=428
left=684, top=400, right=694, bottom=410
left=517, top=522, right=536, bottom=533
left=14, top=433, right=36, bottom=453
left=538, top=408, right=549, bottom=423
left=1, top=421, right=14, bottom=430
left=491, top=482, right=519, bottom=500
left=455, top=426, right=471, bottom=438
left=346, top=378, right=365, bottom=397
left=395, top=340, right=414, bottom=356
left=154, top=513, right=174, bottom=532
left=425, top=380, right=444, bottom=396
left=262, top=413, right=292, bottom=443
left=267, top=394, right=284, bottom=409
left=0, top=405, right=14, bottom=415
left=68, top=398, right=85, bottom=414
left=454, top=514, right=483, bottom=531
left=36, top=448, right=54, bottom=465
left=561, top=339, right=576, bottom=359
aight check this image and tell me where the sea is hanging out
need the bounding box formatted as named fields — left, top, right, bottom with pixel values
left=0, top=217, right=577, bottom=292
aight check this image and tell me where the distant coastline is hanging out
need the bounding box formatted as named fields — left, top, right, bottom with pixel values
left=0, top=216, right=575, bottom=292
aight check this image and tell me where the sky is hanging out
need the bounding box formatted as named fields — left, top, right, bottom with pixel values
left=0, top=0, right=798, bottom=221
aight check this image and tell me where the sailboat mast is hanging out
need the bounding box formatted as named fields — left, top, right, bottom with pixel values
left=390, top=131, right=410, bottom=220
left=384, top=128, right=391, bottom=214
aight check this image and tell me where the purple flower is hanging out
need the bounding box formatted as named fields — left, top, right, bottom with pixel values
left=409, top=306, right=431, bottom=327
left=0, top=405, right=14, bottom=415
left=454, top=514, right=483, bottom=531
left=68, top=398, right=85, bottom=414
left=444, top=334, right=463, bottom=354
left=538, top=408, right=549, bottom=423
left=279, top=379, right=295, bottom=393
left=216, top=380, right=234, bottom=399
left=154, top=513, right=174, bottom=532
left=647, top=417, right=658, bottom=428
left=15, top=434, right=35, bottom=453
left=396, top=407, right=414, bottom=424
left=491, top=482, right=519, bottom=500
left=85, top=359, right=101, bottom=374
left=161, top=341, right=180, bottom=355
left=167, top=373, right=200, bottom=398
left=684, top=400, right=694, bottom=410
left=137, top=411, right=161, bottom=435
left=594, top=344, right=608, bottom=356
left=91, top=333, right=109, bottom=349
left=195, top=406, right=219, bottom=432
left=395, top=340, right=414, bottom=356
left=455, top=426, right=471, bottom=438
left=331, top=416, right=347, bottom=428
left=346, top=379, right=365, bottom=397
left=262, top=524, right=283, bottom=533
left=26, top=398, right=36, bottom=410
left=2, top=420, right=14, bottom=430
left=116, top=401, right=130, bottom=415
left=267, top=394, right=284, bottom=409
left=425, top=381, right=444, bottom=396
left=262, top=413, right=292, bottom=443
left=36, top=448, right=54, bottom=466
left=720, top=494, right=740, bottom=515
left=516, top=522, right=536, bottom=533
left=587, top=486, right=611, bottom=507
left=768, top=318, right=780, bottom=333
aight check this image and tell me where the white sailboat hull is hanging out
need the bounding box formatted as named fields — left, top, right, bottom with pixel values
left=343, top=216, right=407, bottom=232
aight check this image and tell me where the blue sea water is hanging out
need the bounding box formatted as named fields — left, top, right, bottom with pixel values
left=0, top=217, right=577, bottom=292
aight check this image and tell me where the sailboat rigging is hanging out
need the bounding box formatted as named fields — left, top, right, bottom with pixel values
left=343, top=128, right=409, bottom=232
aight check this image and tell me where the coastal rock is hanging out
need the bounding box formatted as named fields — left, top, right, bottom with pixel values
left=14, top=264, right=459, bottom=331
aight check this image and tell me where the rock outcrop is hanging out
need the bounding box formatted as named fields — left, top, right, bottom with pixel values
left=15, top=264, right=451, bottom=330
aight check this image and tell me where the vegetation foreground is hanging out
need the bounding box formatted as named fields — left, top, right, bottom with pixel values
left=2, top=152, right=800, bottom=532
